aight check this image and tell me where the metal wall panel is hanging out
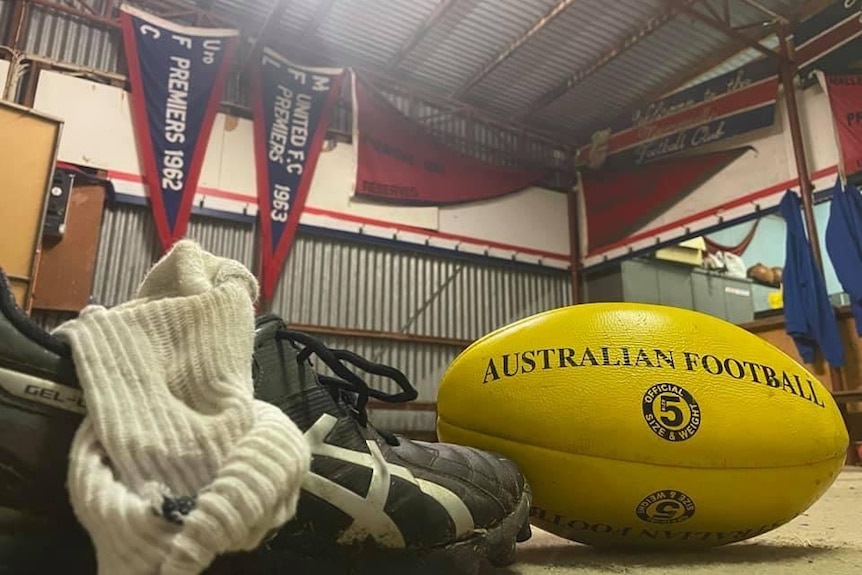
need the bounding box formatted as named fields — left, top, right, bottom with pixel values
left=21, top=1, right=119, bottom=73
left=33, top=203, right=570, bottom=430
left=270, top=227, right=571, bottom=341
left=90, top=204, right=571, bottom=337
left=90, top=205, right=257, bottom=306
left=0, top=0, right=13, bottom=42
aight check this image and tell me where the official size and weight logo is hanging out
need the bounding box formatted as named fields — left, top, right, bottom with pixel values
left=641, top=382, right=701, bottom=442
left=636, top=489, right=696, bottom=525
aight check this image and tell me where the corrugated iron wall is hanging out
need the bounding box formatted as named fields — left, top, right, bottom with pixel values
left=8, top=0, right=573, bottom=433
left=86, top=204, right=571, bottom=338
left=32, top=203, right=570, bottom=432
left=0, top=2, right=11, bottom=40
left=20, top=0, right=118, bottom=72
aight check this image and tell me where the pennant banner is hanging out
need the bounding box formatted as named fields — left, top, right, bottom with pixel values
left=352, top=76, right=547, bottom=205
left=823, top=74, right=862, bottom=182
left=580, top=58, right=779, bottom=170
left=119, top=4, right=238, bottom=252
left=250, top=47, right=344, bottom=301
left=580, top=148, right=750, bottom=254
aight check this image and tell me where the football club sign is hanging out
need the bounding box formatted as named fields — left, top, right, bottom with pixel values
left=249, top=47, right=344, bottom=301
left=580, top=58, right=779, bottom=169
left=119, top=4, right=238, bottom=252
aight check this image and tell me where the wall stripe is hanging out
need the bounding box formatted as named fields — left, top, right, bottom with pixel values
left=34, top=203, right=571, bottom=432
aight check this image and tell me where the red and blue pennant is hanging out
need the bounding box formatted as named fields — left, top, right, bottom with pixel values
left=119, top=4, right=238, bottom=252
left=249, top=46, right=344, bottom=302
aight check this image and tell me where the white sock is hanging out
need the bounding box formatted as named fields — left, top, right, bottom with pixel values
left=53, top=239, right=311, bottom=575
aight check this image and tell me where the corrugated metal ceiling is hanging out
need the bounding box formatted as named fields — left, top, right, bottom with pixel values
left=194, top=0, right=815, bottom=145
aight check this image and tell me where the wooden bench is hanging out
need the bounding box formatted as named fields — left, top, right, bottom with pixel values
left=833, top=389, right=862, bottom=403
left=832, top=390, right=862, bottom=465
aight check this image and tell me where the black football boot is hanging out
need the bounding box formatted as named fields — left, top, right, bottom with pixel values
left=0, top=270, right=95, bottom=573
left=245, top=314, right=532, bottom=574
left=0, top=271, right=80, bottom=523
left=0, top=269, right=531, bottom=574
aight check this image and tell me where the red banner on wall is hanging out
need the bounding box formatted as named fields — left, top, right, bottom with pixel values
left=352, top=75, right=547, bottom=206
left=823, top=74, right=862, bottom=182
left=119, top=5, right=238, bottom=253
left=581, top=148, right=750, bottom=254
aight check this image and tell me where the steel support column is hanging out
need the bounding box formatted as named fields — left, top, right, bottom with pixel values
left=567, top=154, right=582, bottom=304
left=777, top=24, right=846, bottom=393
left=777, top=27, right=822, bottom=271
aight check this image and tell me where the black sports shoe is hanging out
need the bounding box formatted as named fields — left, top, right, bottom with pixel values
left=0, top=270, right=531, bottom=574
left=0, top=271, right=81, bottom=523
left=247, top=314, right=532, bottom=574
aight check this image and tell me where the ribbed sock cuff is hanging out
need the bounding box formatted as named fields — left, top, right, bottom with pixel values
left=55, top=240, right=311, bottom=574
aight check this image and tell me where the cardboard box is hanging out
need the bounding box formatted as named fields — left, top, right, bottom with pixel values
left=655, top=237, right=706, bottom=267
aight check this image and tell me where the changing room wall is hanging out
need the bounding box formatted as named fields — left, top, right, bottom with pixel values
left=705, top=195, right=843, bottom=312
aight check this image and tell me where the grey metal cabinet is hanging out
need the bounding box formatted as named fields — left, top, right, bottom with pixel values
left=722, top=279, right=756, bottom=324
left=657, top=263, right=694, bottom=309
left=690, top=269, right=754, bottom=323
left=584, top=258, right=753, bottom=324
left=690, top=271, right=725, bottom=318
left=586, top=258, right=693, bottom=309
left=620, top=259, right=661, bottom=304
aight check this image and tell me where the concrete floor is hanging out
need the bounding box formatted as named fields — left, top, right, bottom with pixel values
left=1, top=469, right=858, bottom=574
left=489, top=468, right=862, bottom=575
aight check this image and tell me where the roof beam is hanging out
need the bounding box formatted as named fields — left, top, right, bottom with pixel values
left=737, top=0, right=789, bottom=24
left=670, top=0, right=778, bottom=59
left=300, top=0, right=337, bottom=39
left=66, top=0, right=98, bottom=17
left=568, top=0, right=831, bottom=145
left=271, top=35, right=567, bottom=147
left=133, top=0, right=217, bottom=23
left=257, top=0, right=294, bottom=43
left=452, top=0, right=582, bottom=98
left=594, top=0, right=833, bottom=114
left=515, top=0, right=705, bottom=121
left=565, top=34, right=775, bottom=144
left=241, top=0, right=293, bottom=71
left=702, top=0, right=725, bottom=23
left=388, top=0, right=460, bottom=70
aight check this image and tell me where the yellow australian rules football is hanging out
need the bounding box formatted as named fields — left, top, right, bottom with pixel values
left=436, top=303, right=849, bottom=549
